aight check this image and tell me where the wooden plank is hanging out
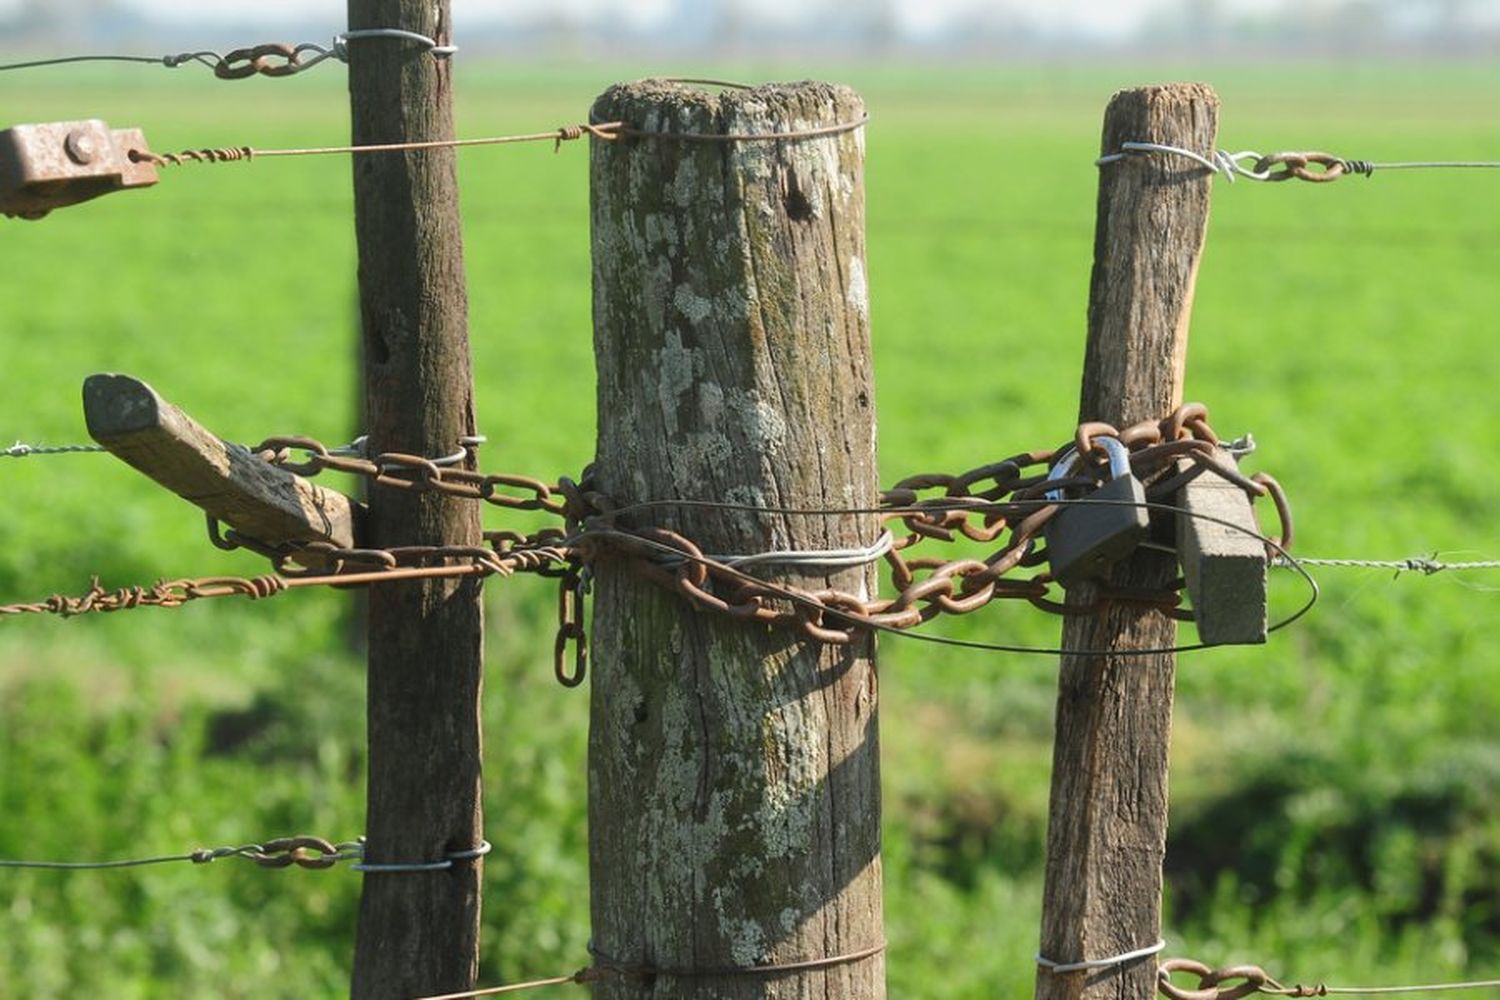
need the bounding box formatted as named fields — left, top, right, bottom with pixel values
left=1176, top=457, right=1267, bottom=645
left=589, top=80, right=884, bottom=998
left=83, top=372, right=361, bottom=551
left=345, top=2, right=486, bottom=998
left=1036, top=82, right=1220, bottom=1000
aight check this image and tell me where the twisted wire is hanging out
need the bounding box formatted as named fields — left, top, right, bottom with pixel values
left=0, top=28, right=454, bottom=76
left=1099, top=141, right=1500, bottom=183
left=4, top=441, right=107, bottom=458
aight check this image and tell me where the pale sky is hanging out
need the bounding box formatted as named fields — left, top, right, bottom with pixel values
left=0, top=0, right=1213, bottom=41
left=4, top=1, right=1494, bottom=43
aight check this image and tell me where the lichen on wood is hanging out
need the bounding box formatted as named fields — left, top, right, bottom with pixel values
left=589, top=79, right=884, bottom=998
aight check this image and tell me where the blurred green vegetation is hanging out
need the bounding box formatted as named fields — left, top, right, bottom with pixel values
left=0, top=59, right=1497, bottom=996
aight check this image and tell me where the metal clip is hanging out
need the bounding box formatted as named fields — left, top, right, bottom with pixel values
left=0, top=119, right=159, bottom=220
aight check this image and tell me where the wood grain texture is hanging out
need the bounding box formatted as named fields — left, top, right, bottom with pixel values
left=1176, top=458, right=1266, bottom=646
left=588, top=80, right=884, bottom=999
left=83, top=372, right=361, bottom=551
left=1036, top=83, right=1219, bottom=1000
left=346, top=2, right=484, bottom=997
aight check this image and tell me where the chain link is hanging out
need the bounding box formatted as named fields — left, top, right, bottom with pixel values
left=254, top=435, right=568, bottom=515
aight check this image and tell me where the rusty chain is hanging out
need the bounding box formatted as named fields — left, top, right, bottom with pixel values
left=251, top=404, right=1287, bottom=654
left=6, top=405, right=1293, bottom=677
left=566, top=403, right=1290, bottom=649
left=254, top=435, right=569, bottom=516
left=204, top=42, right=326, bottom=79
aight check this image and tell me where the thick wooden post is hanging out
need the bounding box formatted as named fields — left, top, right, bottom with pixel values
left=1036, top=83, right=1219, bottom=1000
left=588, top=81, right=884, bottom=999
left=346, top=2, right=484, bottom=997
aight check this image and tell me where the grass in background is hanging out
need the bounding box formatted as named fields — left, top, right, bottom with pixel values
left=0, top=59, right=1497, bottom=996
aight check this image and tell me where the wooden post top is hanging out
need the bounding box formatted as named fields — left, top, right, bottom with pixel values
left=84, top=372, right=363, bottom=555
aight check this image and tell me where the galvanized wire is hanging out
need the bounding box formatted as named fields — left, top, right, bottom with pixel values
left=0, top=28, right=454, bottom=77
left=1037, top=938, right=1165, bottom=974
left=0, top=836, right=488, bottom=873
left=0, top=836, right=363, bottom=870
left=1099, top=141, right=1500, bottom=183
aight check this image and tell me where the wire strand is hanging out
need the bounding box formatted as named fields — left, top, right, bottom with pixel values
left=1271, top=555, right=1500, bottom=575
left=1098, top=141, right=1500, bottom=183
left=4, top=441, right=107, bottom=458
left=1037, top=938, right=1165, bottom=974
left=0, top=29, right=454, bottom=75
left=135, top=114, right=868, bottom=168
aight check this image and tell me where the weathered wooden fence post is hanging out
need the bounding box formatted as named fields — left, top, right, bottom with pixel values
left=587, top=80, right=885, bottom=998
left=1036, top=83, right=1220, bottom=1000
left=346, top=2, right=485, bottom=997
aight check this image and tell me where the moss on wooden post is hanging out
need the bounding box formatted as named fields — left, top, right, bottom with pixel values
left=588, top=80, right=884, bottom=999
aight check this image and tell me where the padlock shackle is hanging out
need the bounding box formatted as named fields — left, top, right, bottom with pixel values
left=1045, top=435, right=1130, bottom=502
left=1094, top=435, right=1132, bottom=479
left=1044, top=445, right=1079, bottom=502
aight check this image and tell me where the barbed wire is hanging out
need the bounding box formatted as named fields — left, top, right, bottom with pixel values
left=1099, top=141, right=1500, bottom=183
left=1159, top=956, right=1500, bottom=997
left=1272, top=554, right=1500, bottom=576
left=0, top=27, right=455, bottom=79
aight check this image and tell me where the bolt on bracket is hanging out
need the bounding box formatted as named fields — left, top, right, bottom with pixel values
left=0, top=119, right=158, bottom=220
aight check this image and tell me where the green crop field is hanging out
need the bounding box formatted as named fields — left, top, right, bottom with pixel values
left=1, top=58, right=1498, bottom=997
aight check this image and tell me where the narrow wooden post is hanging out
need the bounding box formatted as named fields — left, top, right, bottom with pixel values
left=1036, top=83, right=1219, bottom=1000
left=588, top=81, right=884, bottom=999
left=346, top=2, right=485, bottom=997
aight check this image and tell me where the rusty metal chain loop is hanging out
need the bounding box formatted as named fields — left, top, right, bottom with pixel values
left=554, top=568, right=590, bottom=687
left=1159, top=958, right=1291, bottom=999
left=1253, top=151, right=1351, bottom=183
left=232, top=835, right=351, bottom=870
left=212, top=42, right=305, bottom=79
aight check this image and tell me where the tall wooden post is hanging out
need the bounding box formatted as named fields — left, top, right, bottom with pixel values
left=346, top=2, right=485, bottom=997
left=588, top=81, right=884, bottom=999
left=1036, top=83, right=1219, bottom=1000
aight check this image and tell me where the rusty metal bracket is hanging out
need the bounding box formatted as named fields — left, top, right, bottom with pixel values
left=0, top=119, right=158, bottom=219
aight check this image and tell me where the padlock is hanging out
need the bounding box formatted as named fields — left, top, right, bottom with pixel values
left=0, top=119, right=159, bottom=220
left=1044, top=435, right=1150, bottom=587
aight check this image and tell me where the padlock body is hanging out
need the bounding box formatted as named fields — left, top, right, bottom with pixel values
left=1045, top=474, right=1150, bottom=587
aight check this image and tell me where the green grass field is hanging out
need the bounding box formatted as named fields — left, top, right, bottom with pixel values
left=1, top=58, right=1498, bottom=996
